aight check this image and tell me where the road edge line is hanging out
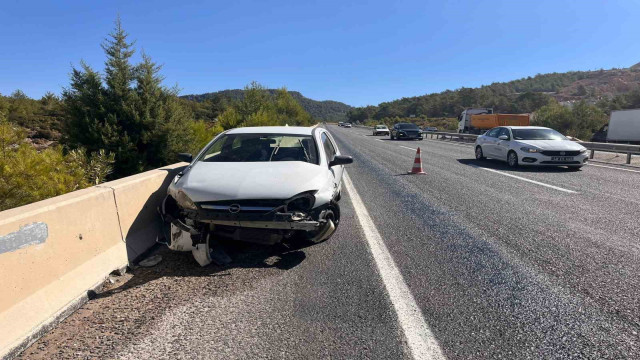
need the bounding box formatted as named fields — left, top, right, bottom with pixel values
left=343, top=172, right=446, bottom=360
left=477, top=167, right=577, bottom=193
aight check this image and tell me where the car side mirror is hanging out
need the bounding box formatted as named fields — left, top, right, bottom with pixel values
left=329, top=155, right=353, bottom=167
left=498, top=135, right=509, bottom=140
left=178, top=153, right=193, bottom=163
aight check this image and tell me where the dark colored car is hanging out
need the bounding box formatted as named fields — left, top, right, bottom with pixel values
left=390, top=123, right=423, bottom=140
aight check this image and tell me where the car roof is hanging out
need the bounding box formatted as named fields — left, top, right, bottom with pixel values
left=226, top=126, right=314, bottom=135
left=503, top=126, right=550, bottom=130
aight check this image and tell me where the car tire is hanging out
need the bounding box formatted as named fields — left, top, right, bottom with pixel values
left=301, top=202, right=340, bottom=244
left=507, top=151, right=519, bottom=168
left=475, top=146, right=485, bottom=160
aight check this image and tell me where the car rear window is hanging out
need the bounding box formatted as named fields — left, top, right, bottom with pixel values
left=198, top=133, right=319, bottom=164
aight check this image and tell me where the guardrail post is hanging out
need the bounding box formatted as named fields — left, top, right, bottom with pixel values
left=627, top=153, right=632, bottom=164
left=590, top=150, right=594, bottom=159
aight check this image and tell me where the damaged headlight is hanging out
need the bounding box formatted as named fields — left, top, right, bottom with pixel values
left=175, top=190, right=197, bottom=210
left=285, top=192, right=316, bottom=213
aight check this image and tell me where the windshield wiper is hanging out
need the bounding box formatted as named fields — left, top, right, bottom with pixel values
left=298, top=139, right=310, bottom=162
left=269, top=138, right=283, bottom=161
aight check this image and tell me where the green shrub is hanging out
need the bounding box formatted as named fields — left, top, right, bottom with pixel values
left=0, top=115, right=114, bottom=211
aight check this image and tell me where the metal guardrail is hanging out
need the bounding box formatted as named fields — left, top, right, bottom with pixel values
left=423, top=131, right=478, bottom=142
left=352, top=125, right=640, bottom=164
left=577, top=141, right=640, bottom=164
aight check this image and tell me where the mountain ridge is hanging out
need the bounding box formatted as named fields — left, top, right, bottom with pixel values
left=347, top=64, right=640, bottom=122
left=182, top=89, right=352, bottom=121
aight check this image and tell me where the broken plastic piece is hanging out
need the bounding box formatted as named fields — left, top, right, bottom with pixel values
left=192, top=242, right=212, bottom=267
left=168, top=223, right=196, bottom=252
left=139, top=254, right=163, bottom=267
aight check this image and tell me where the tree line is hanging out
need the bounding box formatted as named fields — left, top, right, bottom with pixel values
left=183, top=89, right=351, bottom=122
left=347, top=70, right=640, bottom=140
left=0, top=18, right=313, bottom=211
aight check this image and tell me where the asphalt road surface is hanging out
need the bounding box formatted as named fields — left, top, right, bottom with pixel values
left=19, top=125, right=639, bottom=359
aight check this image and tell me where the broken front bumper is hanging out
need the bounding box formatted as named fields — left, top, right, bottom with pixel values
left=160, top=196, right=325, bottom=246
left=182, top=208, right=322, bottom=231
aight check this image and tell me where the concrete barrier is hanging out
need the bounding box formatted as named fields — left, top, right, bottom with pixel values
left=0, top=163, right=185, bottom=359
left=98, top=163, right=186, bottom=261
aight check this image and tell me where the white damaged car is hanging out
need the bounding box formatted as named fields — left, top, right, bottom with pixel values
left=160, top=126, right=353, bottom=265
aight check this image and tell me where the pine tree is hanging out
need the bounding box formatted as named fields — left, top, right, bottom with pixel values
left=64, top=17, right=199, bottom=177
left=62, top=61, right=106, bottom=153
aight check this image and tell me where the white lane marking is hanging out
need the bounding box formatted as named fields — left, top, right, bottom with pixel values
left=475, top=167, right=577, bottom=193
left=399, top=145, right=417, bottom=151
left=423, top=139, right=474, bottom=147
left=376, top=139, right=385, bottom=142
left=343, top=173, right=446, bottom=360
left=588, top=163, right=640, bottom=173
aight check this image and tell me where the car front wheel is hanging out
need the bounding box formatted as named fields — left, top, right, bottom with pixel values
left=302, top=202, right=340, bottom=244
left=475, top=146, right=485, bottom=160
left=507, top=151, right=519, bottom=167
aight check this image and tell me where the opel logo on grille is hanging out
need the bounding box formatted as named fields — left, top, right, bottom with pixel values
left=228, top=204, right=241, bottom=213
left=560, top=151, right=566, bottom=156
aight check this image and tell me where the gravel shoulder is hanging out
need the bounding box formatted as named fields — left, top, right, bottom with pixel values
left=18, top=194, right=406, bottom=360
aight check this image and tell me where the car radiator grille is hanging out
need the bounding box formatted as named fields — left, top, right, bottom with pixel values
left=540, top=150, right=581, bottom=156
left=198, top=199, right=283, bottom=213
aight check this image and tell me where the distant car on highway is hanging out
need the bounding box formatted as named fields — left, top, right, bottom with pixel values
left=474, top=126, right=588, bottom=170
left=423, top=127, right=438, bottom=132
left=344, top=123, right=352, bottom=128
left=338, top=122, right=344, bottom=127
left=160, top=126, right=353, bottom=266
left=390, top=123, right=423, bottom=140
left=373, top=125, right=389, bottom=136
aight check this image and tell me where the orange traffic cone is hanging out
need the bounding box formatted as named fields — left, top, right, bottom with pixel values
left=408, top=147, right=427, bottom=175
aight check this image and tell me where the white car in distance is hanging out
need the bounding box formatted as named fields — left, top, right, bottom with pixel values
left=474, top=126, right=588, bottom=170
left=373, top=125, right=390, bottom=136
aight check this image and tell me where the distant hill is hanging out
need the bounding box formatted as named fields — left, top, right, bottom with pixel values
left=182, top=90, right=352, bottom=122
left=347, top=64, right=640, bottom=122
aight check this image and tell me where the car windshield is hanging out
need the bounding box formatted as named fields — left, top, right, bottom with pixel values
left=397, top=123, right=419, bottom=130
left=512, top=128, right=567, bottom=140
left=375, top=125, right=387, bottom=129
left=198, top=133, right=319, bottom=164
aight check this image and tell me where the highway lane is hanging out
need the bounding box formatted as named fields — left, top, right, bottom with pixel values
left=330, top=124, right=639, bottom=359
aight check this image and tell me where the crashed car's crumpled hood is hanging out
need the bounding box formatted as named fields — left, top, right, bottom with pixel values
left=178, top=161, right=328, bottom=203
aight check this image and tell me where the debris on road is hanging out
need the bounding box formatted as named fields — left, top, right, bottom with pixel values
left=138, top=254, right=162, bottom=267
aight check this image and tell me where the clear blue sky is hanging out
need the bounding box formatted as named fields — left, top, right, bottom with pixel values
left=1, top=0, right=639, bottom=106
